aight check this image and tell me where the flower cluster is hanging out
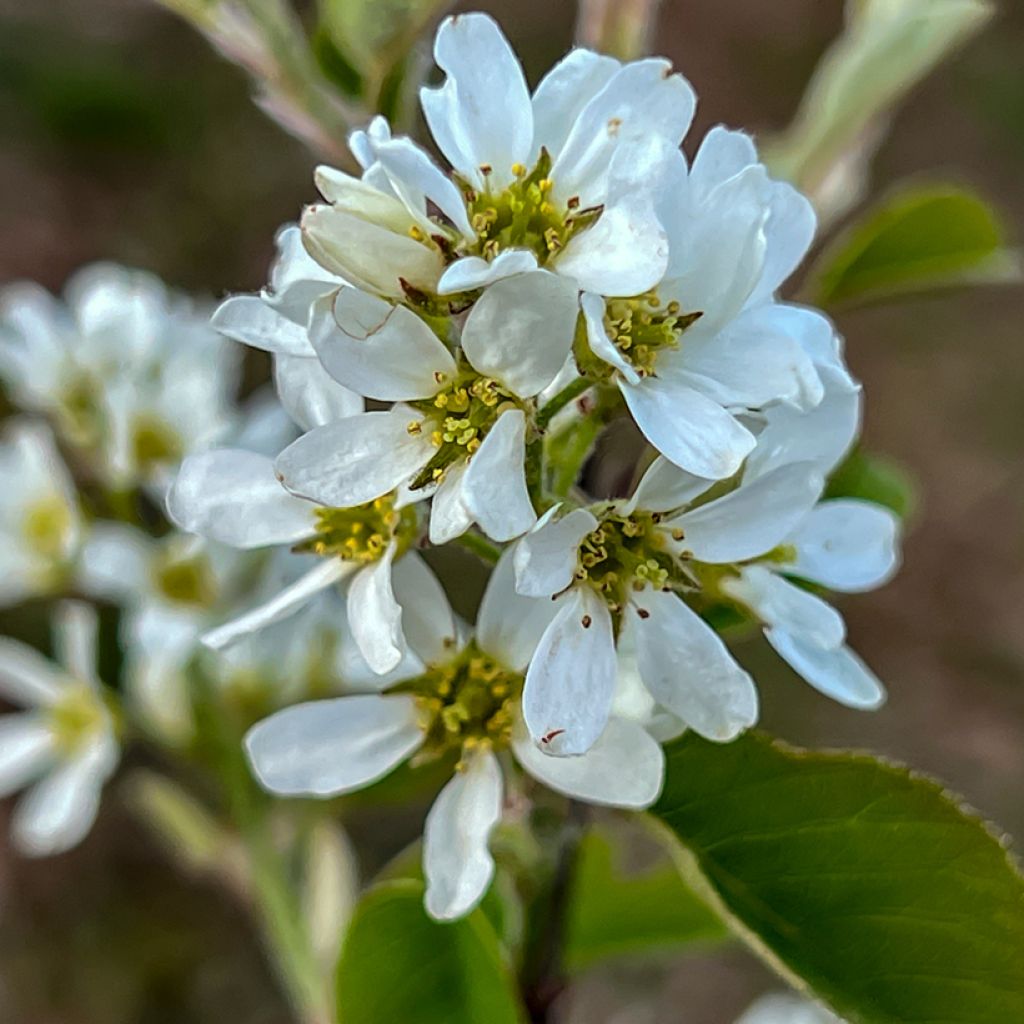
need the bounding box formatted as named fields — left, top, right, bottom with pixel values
left=0, top=13, right=901, bottom=924
left=162, top=12, right=903, bottom=920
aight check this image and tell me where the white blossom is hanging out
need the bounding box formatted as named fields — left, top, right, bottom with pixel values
left=0, top=264, right=241, bottom=492
left=735, top=993, right=844, bottom=1024
left=0, top=602, right=118, bottom=856
left=0, top=419, right=81, bottom=606
left=244, top=548, right=665, bottom=921
left=580, top=127, right=832, bottom=480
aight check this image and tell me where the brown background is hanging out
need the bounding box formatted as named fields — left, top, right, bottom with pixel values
left=0, top=0, right=1021, bottom=1020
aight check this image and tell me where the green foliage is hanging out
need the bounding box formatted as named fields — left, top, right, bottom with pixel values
left=335, top=880, right=525, bottom=1024
left=564, top=821, right=729, bottom=973
left=766, top=0, right=993, bottom=214
left=650, top=732, right=1024, bottom=1023
left=810, top=184, right=1020, bottom=308
left=826, top=447, right=918, bottom=519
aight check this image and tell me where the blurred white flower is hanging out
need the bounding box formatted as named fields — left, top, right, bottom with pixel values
left=245, top=549, right=665, bottom=921
left=0, top=602, right=118, bottom=856
left=0, top=419, right=81, bottom=606
left=0, top=263, right=241, bottom=492
left=735, top=993, right=843, bottom=1024
left=580, top=127, right=830, bottom=480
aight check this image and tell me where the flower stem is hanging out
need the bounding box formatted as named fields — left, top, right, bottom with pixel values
left=455, top=530, right=502, bottom=565
left=536, top=377, right=594, bottom=431
left=574, top=0, right=663, bottom=60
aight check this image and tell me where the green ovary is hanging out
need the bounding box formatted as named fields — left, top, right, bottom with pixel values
left=401, top=642, right=523, bottom=763
left=152, top=553, right=217, bottom=607
left=576, top=511, right=680, bottom=614
left=602, top=293, right=703, bottom=377
left=457, top=151, right=602, bottom=266
left=294, top=493, right=418, bottom=564
left=407, top=369, right=523, bottom=490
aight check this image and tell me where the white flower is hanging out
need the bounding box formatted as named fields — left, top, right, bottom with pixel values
left=0, top=419, right=81, bottom=606
left=168, top=355, right=442, bottom=675
left=0, top=602, right=118, bottom=856
left=244, top=549, right=665, bottom=921
left=580, top=127, right=833, bottom=480
left=275, top=269, right=581, bottom=544
left=0, top=263, right=241, bottom=491
left=735, top=993, right=843, bottom=1024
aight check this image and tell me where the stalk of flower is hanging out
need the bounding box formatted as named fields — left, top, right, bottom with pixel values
left=244, top=549, right=667, bottom=922
left=0, top=419, right=82, bottom=606
left=0, top=264, right=241, bottom=495
left=578, top=126, right=834, bottom=480
left=168, top=354, right=447, bottom=675
left=512, top=371, right=899, bottom=756
left=0, top=602, right=119, bottom=856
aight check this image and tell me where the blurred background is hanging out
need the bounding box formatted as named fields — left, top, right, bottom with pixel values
left=0, top=0, right=1021, bottom=1021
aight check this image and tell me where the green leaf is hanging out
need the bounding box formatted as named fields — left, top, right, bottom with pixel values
left=650, top=732, right=1024, bottom=1023
left=335, top=880, right=525, bottom=1024
left=810, top=185, right=1021, bottom=308
left=564, top=820, right=729, bottom=973
left=825, top=447, right=917, bottom=519
left=766, top=0, right=994, bottom=220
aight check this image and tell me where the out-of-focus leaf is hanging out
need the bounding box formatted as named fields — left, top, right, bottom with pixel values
left=765, top=0, right=993, bottom=225
left=318, top=0, right=452, bottom=89
left=650, top=732, right=1024, bottom=1024
left=564, top=820, right=729, bottom=973
left=825, top=447, right=918, bottom=519
left=809, top=185, right=1020, bottom=308
left=335, top=880, right=525, bottom=1024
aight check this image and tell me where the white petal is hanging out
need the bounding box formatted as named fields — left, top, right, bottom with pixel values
left=11, top=735, right=116, bottom=857
left=462, top=271, right=579, bottom=398
left=428, top=463, right=473, bottom=545
left=313, top=165, right=416, bottom=233
left=550, top=58, right=696, bottom=205
left=437, top=250, right=538, bottom=295
left=751, top=180, right=817, bottom=304
left=0, top=639, right=65, bottom=707
left=767, top=631, right=886, bottom=711
left=580, top=291, right=639, bottom=384
left=274, top=410, right=433, bottom=508
left=347, top=546, right=403, bottom=675
left=786, top=499, right=901, bottom=592
left=245, top=694, right=424, bottom=796
left=722, top=566, right=846, bottom=649
left=461, top=409, right=536, bottom=542
left=168, top=449, right=315, bottom=548
left=0, top=715, right=56, bottom=797
left=310, top=289, right=456, bottom=402
left=76, top=521, right=152, bottom=601
left=513, top=507, right=597, bottom=598
left=556, top=199, right=668, bottom=297
left=523, top=588, right=617, bottom=756
left=301, top=205, right=442, bottom=298
left=266, top=222, right=346, bottom=321
left=688, top=126, right=758, bottom=203
left=512, top=716, right=663, bottom=809
left=668, top=308, right=822, bottom=411
left=273, top=353, right=362, bottom=430
left=53, top=601, right=99, bottom=685
left=211, top=296, right=315, bottom=357
left=743, top=370, right=861, bottom=482
left=671, top=462, right=824, bottom=563
left=423, top=749, right=503, bottom=921
left=373, top=136, right=475, bottom=238
left=420, top=13, right=533, bottom=190
left=628, top=456, right=712, bottom=515
left=530, top=48, right=619, bottom=161
left=630, top=592, right=758, bottom=742
left=621, top=376, right=755, bottom=480
left=202, top=560, right=352, bottom=650
left=477, top=548, right=563, bottom=673
left=390, top=552, right=457, bottom=666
